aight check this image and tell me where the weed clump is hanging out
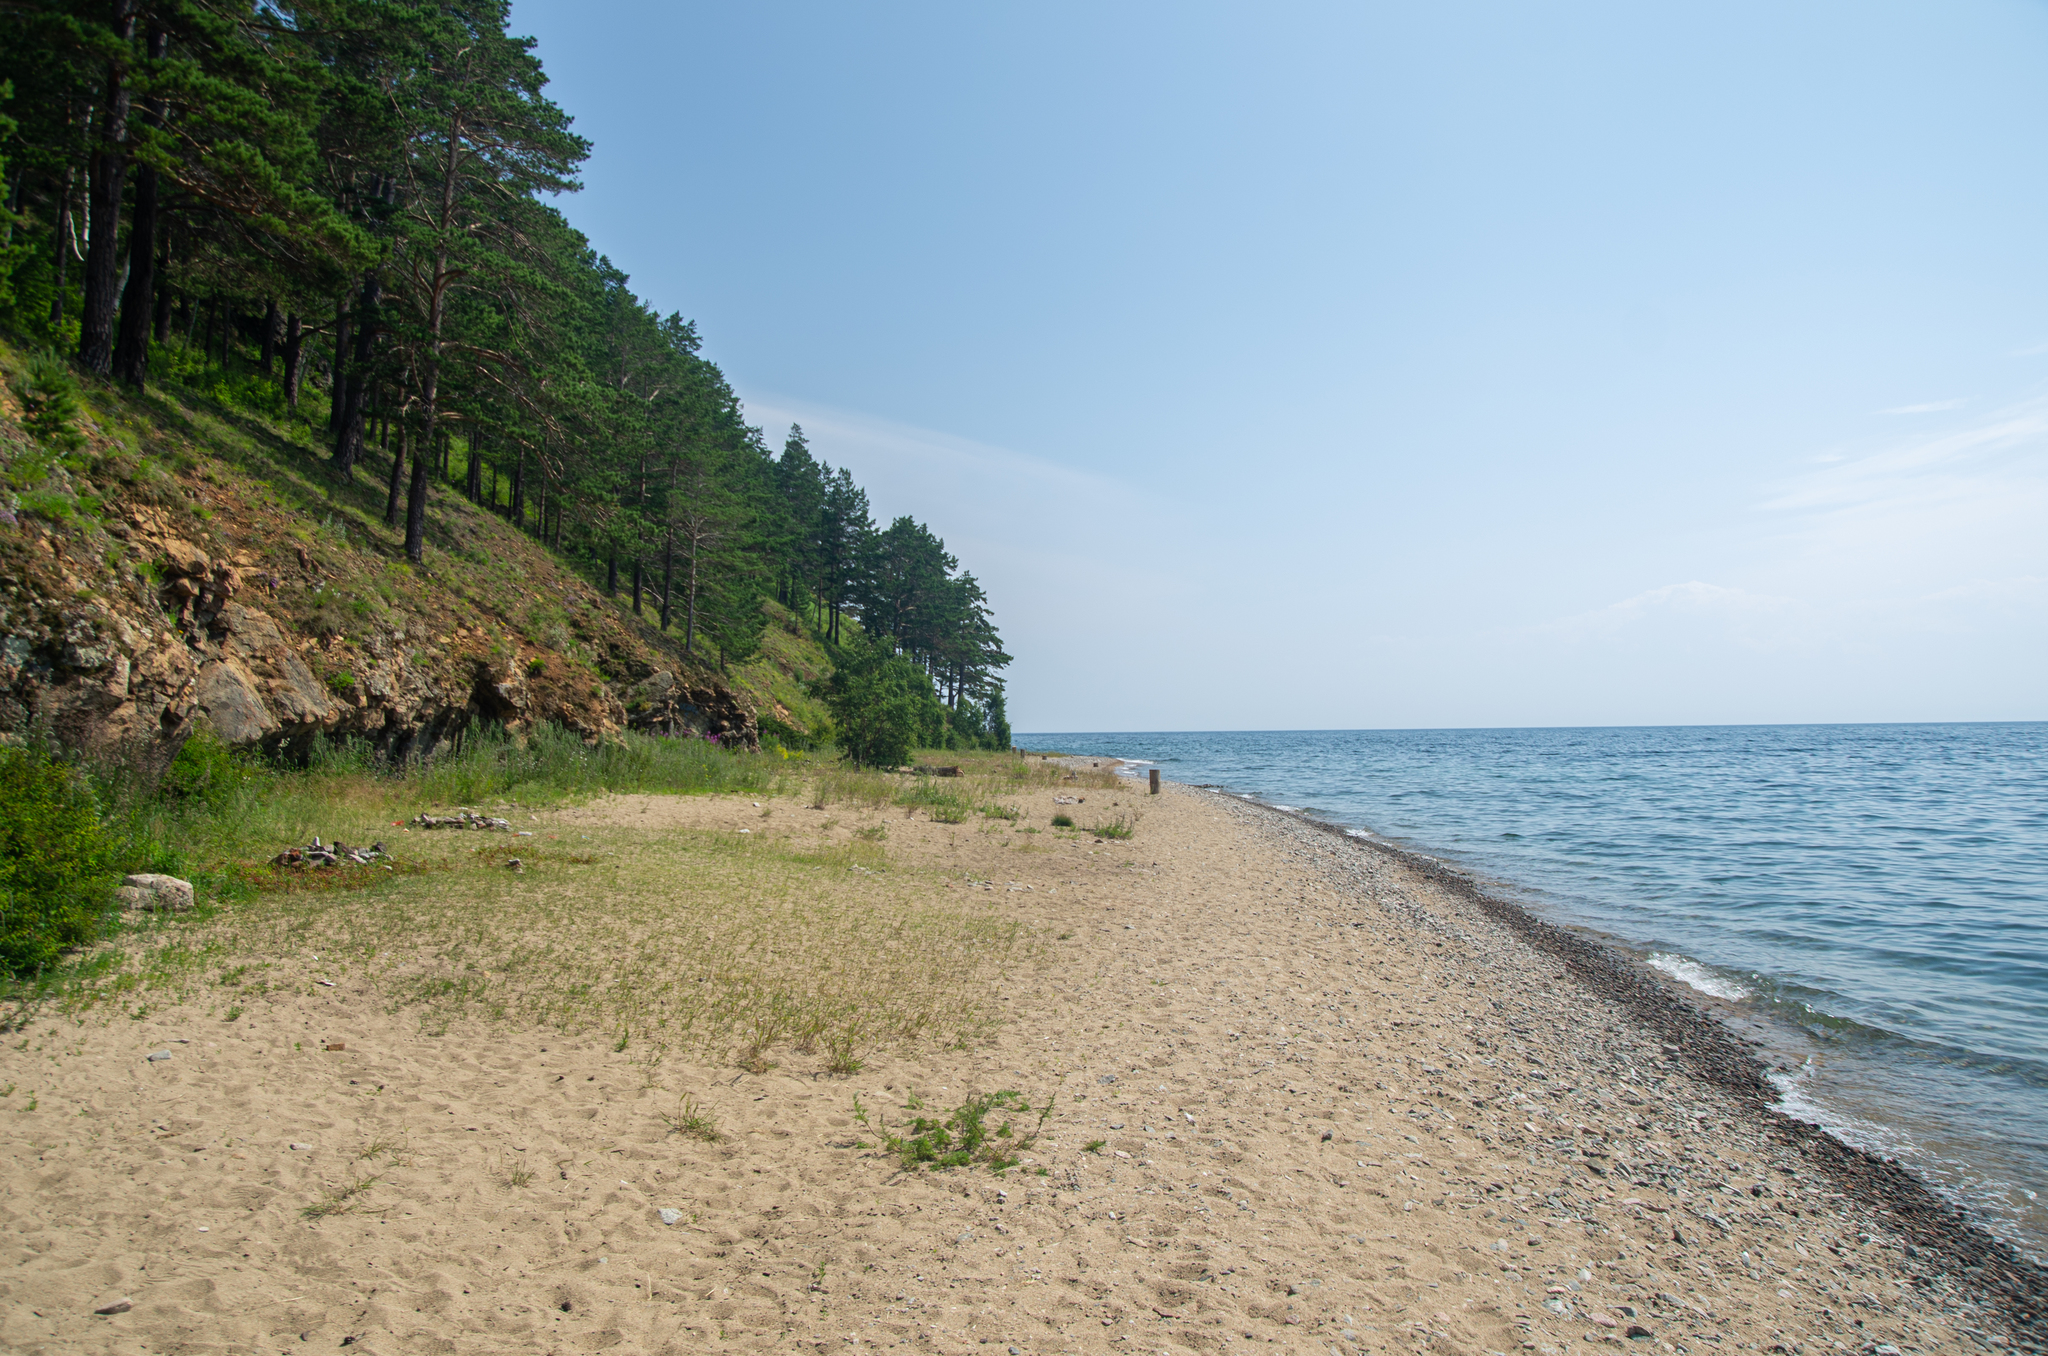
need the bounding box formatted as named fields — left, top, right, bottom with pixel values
left=301, top=1171, right=378, bottom=1219
left=855, top=1089, right=1053, bottom=1173
left=1089, top=813, right=1137, bottom=840
left=1050, top=813, right=1074, bottom=828
left=658, top=1092, right=721, bottom=1142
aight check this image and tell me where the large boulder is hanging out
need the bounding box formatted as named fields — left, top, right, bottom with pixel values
left=115, top=874, right=194, bottom=912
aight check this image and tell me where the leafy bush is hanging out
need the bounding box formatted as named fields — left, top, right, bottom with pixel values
left=157, top=727, right=253, bottom=809
left=757, top=713, right=818, bottom=752
left=0, top=744, right=117, bottom=974
left=824, top=635, right=944, bottom=769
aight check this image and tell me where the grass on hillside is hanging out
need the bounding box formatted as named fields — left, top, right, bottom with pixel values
left=0, top=334, right=801, bottom=725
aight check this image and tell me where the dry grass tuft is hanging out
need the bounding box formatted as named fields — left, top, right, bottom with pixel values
left=658, top=1092, right=721, bottom=1141
left=301, top=1171, right=379, bottom=1219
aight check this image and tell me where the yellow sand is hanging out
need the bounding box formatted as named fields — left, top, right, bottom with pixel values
left=0, top=778, right=1983, bottom=1354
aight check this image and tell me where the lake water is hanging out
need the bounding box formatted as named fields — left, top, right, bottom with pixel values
left=1018, top=724, right=2048, bottom=1258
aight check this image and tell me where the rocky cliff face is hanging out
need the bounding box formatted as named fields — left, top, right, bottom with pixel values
left=0, top=387, right=755, bottom=765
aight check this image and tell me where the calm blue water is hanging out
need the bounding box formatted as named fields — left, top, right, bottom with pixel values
left=1021, top=724, right=2048, bottom=1256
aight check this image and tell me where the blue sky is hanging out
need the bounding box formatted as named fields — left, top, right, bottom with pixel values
left=510, top=0, right=2048, bottom=731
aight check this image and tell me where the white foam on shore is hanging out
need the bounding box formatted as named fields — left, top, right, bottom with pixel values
left=1770, top=1064, right=1921, bottom=1162
left=1647, top=952, right=1752, bottom=1001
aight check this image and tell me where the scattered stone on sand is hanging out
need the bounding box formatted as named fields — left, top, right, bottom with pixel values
left=144, top=1050, right=170, bottom=1062
left=270, top=836, right=389, bottom=867
left=411, top=809, right=513, bottom=831
left=657, top=1207, right=682, bottom=1226
left=114, top=873, right=193, bottom=912
left=91, top=1298, right=132, bottom=1316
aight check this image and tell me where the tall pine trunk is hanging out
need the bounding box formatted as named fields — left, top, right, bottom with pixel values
left=333, top=274, right=378, bottom=476
left=327, top=295, right=350, bottom=431
left=111, top=25, right=164, bottom=388
left=50, top=161, right=74, bottom=327
left=403, top=423, right=430, bottom=563
left=259, top=298, right=281, bottom=373
left=151, top=229, right=172, bottom=342
left=406, top=109, right=464, bottom=565
left=659, top=529, right=673, bottom=631
left=385, top=416, right=407, bottom=528
left=77, top=0, right=139, bottom=374
left=280, top=313, right=304, bottom=408
left=683, top=539, right=700, bottom=655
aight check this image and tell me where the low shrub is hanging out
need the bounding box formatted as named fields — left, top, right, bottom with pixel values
left=0, top=744, right=118, bottom=975
left=156, top=727, right=254, bottom=810
left=10, top=350, right=87, bottom=453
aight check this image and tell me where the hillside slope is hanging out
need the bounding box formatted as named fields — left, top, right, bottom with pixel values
left=0, top=342, right=812, bottom=764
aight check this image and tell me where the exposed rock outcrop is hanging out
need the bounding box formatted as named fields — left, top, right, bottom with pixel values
left=0, top=444, right=757, bottom=763
left=623, top=668, right=752, bottom=742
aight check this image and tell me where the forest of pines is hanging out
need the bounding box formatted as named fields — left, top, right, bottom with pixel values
left=0, top=0, right=1013, bottom=754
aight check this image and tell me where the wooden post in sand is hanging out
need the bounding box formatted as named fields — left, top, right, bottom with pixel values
left=1149, top=768, right=1160, bottom=795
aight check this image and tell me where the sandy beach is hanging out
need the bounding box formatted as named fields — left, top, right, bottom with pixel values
left=1, top=769, right=2036, bottom=1355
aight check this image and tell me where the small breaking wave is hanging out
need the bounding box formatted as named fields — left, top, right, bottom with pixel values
left=1647, top=952, right=1753, bottom=1001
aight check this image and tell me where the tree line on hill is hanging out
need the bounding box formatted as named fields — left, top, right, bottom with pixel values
left=0, top=0, right=1012, bottom=751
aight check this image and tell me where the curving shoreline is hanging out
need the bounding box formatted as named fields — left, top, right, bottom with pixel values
left=4, top=763, right=2042, bottom=1354
left=1223, top=784, right=2048, bottom=1347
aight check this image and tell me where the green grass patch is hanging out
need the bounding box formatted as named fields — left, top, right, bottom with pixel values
left=855, top=1088, right=1054, bottom=1174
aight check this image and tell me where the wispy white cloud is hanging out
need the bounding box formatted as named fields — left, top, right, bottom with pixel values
left=1760, top=396, right=2048, bottom=515
left=1878, top=398, right=1966, bottom=414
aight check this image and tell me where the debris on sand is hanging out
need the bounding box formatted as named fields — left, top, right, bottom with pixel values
left=411, top=809, right=514, bottom=831
left=270, top=836, right=390, bottom=867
